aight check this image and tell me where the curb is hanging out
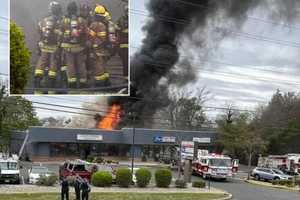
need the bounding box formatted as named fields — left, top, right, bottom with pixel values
left=244, top=179, right=299, bottom=192
left=214, top=193, right=233, bottom=200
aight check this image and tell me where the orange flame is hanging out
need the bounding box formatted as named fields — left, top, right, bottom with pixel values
left=98, top=104, right=121, bottom=130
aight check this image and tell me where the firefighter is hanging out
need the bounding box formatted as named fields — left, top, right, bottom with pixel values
left=61, top=1, right=88, bottom=90
left=34, top=1, right=62, bottom=94
left=88, top=5, right=110, bottom=87
left=80, top=178, right=91, bottom=200
left=117, top=5, right=128, bottom=78
left=61, top=177, right=69, bottom=200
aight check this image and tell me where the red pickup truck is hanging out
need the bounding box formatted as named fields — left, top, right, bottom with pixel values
left=59, top=161, right=92, bottom=181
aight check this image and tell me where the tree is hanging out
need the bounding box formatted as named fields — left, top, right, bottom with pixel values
left=0, top=86, right=40, bottom=152
left=10, top=21, right=31, bottom=94
left=254, top=90, right=300, bottom=154
left=161, top=87, right=209, bottom=130
left=217, top=111, right=266, bottom=166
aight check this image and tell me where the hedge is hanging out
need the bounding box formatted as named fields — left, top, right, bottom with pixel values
left=175, top=179, right=186, bottom=188
left=271, top=179, right=294, bottom=187
left=116, top=168, right=132, bottom=187
left=135, top=168, right=151, bottom=187
left=91, top=171, right=113, bottom=187
left=154, top=169, right=172, bottom=188
left=192, top=180, right=206, bottom=188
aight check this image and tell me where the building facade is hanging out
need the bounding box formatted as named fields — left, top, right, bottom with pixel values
left=11, top=127, right=218, bottom=162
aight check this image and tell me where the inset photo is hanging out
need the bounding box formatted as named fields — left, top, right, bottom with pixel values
left=10, top=0, right=129, bottom=95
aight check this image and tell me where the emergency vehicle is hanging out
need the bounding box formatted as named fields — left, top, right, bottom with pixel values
left=0, top=154, right=20, bottom=184
left=192, top=150, right=239, bottom=180
left=258, top=154, right=300, bottom=175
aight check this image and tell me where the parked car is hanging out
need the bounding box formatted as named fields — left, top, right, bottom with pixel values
left=28, top=166, right=53, bottom=184
left=251, top=167, right=293, bottom=181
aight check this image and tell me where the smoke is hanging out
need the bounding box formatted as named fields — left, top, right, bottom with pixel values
left=106, top=0, right=300, bottom=129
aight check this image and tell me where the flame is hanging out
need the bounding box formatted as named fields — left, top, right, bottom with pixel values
left=98, top=104, right=121, bottom=130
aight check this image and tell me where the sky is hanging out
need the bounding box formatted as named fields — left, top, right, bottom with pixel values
left=4, top=0, right=300, bottom=120
left=0, top=0, right=9, bottom=77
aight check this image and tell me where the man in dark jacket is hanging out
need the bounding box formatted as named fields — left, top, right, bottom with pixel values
left=61, top=177, right=69, bottom=200
left=81, top=178, right=91, bottom=200
left=74, top=175, right=82, bottom=200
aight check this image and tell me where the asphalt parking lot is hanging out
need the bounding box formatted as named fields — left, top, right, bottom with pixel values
left=4, top=162, right=300, bottom=200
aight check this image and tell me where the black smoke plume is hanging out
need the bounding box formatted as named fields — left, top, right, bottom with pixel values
left=111, top=0, right=300, bottom=128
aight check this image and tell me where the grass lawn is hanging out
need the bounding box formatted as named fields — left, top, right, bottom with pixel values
left=0, top=193, right=226, bottom=200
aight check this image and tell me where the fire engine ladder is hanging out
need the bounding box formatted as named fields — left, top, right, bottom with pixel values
left=18, top=130, right=29, bottom=159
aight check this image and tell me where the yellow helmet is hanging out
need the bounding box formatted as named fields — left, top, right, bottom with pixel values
left=94, top=5, right=106, bottom=16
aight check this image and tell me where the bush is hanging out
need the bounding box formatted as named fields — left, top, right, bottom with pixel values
left=94, top=157, right=104, bottom=163
left=116, top=168, right=132, bottom=187
left=86, top=155, right=94, bottom=163
left=192, top=180, right=206, bottom=188
left=155, top=169, right=172, bottom=188
left=271, top=179, right=294, bottom=187
left=91, top=171, right=113, bottom=187
left=175, top=179, right=186, bottom=188
left=295, top=177, right=300, bottom=186
left=135, top=168, right=151, bottom=187
left=36, top=174, right=58, bottom=186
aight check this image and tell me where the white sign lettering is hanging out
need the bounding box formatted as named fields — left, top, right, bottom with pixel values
left=77, top=134, right=103, bottom=141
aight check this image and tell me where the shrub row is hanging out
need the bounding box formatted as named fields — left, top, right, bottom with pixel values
left=271, top=179, right=295, bottom=187
left=36, top=174, right=58, bottom=186
left=192, top=180, right=206, bottom=188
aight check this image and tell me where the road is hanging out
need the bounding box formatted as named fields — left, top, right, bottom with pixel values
left=187, top=172, right=300, bottom=200
left=16, top=162, right=300, bottom=199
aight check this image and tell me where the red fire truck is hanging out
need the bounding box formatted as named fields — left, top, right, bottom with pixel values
left=192, top=150, right=239, bottom=180
left=258, top=154, right=300, bottom=175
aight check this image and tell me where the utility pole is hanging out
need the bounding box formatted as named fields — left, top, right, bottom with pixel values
left=130, top=113, right=136, bottom=176
left=177, top=137, right=182, bottom=179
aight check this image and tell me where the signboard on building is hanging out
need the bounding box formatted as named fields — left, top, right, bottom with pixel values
left=77, top=134, right=103, bottom=141
left=181, top=141, right=194, bottom=159
left=153, top=136, right=176, bottom=143
left=193, top=137, right=211, bottom=143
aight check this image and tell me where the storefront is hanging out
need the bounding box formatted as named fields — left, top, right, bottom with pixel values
left=11, top=127, right=218, bottom=162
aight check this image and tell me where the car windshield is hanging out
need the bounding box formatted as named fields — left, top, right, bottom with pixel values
left=209, top=159, right=231, bottom=167
left=31, top=167, right=49, bottom=174
left=0, top=162, right=18, bottom=170
left=272, top=169, right=284, bottom=174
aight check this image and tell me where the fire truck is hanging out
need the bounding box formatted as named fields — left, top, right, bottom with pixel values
left=258, top=154, right=300, bottom=175
left=192, top=150, right=239, bottom=180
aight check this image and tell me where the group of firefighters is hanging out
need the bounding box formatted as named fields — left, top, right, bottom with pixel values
left=61, top=175, right=90, bottom=200
left=34, top=1, right=128, bottom=94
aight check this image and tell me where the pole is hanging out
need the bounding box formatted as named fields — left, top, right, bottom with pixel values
left=131, top=116, right=136, bottom=176
left=178, top=137, right=181, bottom=179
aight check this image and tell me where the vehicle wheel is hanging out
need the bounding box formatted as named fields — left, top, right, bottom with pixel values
left=273, top=177, right=280, bottom=181
left=203, top=174, right=207, bottom=180
left=254, top=174, right=260, bottom=181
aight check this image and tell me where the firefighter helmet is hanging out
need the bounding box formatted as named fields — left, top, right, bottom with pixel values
left=49, top=1, right=62, bottom=16
left=94, top=5, right=106, bottom=16
left=67, top=1, right=78, bottom=16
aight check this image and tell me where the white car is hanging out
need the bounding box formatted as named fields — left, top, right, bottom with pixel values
left=28, top=166, right=53, bottom=184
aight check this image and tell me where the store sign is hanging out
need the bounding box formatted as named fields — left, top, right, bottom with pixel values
left=153, top=136, right=176, bottom=143
left=181, top=141, right=194, bottom=159
left=77, top=134, right=103, bottom=141
left=193, top=137, right=211, bottom=143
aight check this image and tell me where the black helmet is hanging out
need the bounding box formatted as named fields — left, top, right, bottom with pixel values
left=79, top=4, right=90, bottom=18
left=67, top=1, right=78, bottom=16
left=49, top=1, right=62, bottom=16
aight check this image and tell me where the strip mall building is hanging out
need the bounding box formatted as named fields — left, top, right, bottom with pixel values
left=11, top=127, right=218, bottom=162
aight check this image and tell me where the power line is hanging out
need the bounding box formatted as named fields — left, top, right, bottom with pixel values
left=129, top=45, right=300, bottom=77
left=172, top=0, right=300, bottom=31
left=129, top=9, right=300, bottom=49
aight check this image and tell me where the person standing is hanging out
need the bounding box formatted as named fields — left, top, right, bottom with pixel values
left=61, top=177, right=69, bottom=200
left=88, top=5, right=110, bottom=87
left=34, top=1, right=63, bottom=94
left=117, top=5, right=128, bottom=78
left=74, top=175, right=82, bottom=200
left=61, top=1, right=88, bottom=90
left=81, top=178, right=91, bottom=200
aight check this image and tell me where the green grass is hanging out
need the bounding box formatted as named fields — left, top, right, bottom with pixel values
left=0, top=193, right=226, bottom=200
